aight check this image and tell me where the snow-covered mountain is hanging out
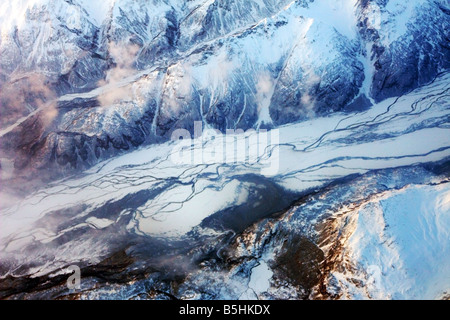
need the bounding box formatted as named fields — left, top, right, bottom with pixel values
left=0, top=0, right=449, bottom=300
left=0, top=0, right=449, bottom=181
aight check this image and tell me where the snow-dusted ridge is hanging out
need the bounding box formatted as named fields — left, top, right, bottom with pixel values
left=329, top=182, right=450, bottom=300
left=1, top=0, right=448, bottom=178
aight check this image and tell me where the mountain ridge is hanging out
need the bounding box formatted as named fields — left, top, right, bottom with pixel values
left=0, top=0, right=449, bottom=183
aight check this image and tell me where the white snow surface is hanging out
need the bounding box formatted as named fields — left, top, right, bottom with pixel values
left=333, top=183, right=450, bottom=300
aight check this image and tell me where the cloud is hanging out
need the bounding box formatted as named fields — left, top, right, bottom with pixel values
left=300, top=68, right=321, bottom=117
left=161, top=62, right=194, bottom=117
left=300, top=93, right=316, bottom=117
left=305, top=71, right=321, bottom=87
left=0, top=189, right=21, bottom=210
left=255, top=71, right=275, bottom=126
left=0, top=73, right=57, bottom=129
left=97, top=39, right=140, bottom=107
left=97, top=85, right=133, bottom=107
left=256, top=72, right=274, bottom=98
left=204, top=51, right=238, bottom=93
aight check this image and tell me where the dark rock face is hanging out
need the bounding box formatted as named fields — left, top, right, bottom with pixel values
left=274, top=236, right=325, bottom=292
left=0, top=0, right=449, bottom=183
left=55, top=55, right=109, bottom=95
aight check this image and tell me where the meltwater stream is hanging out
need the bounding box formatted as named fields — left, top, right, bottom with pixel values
left=0, top=72, right=449, bottom=299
